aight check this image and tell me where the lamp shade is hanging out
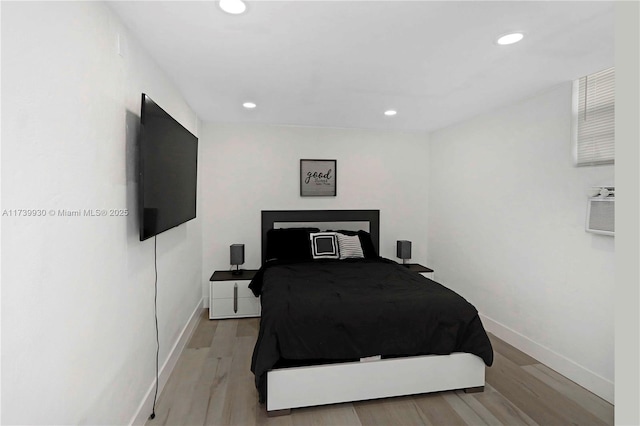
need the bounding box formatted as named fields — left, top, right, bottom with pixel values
left=396, top=240, right=411, bottom=260
left=230, top=244, right=245, bottom=266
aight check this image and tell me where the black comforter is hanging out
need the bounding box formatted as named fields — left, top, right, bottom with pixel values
left=249, top=258, right=493, bottom=402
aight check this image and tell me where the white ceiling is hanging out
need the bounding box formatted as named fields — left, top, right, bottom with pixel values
left=109, top=1, right=614, bottom=133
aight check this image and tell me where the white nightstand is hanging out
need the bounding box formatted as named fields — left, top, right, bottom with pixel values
left=209, top=270, right=261, bottom=319
left=405, top=263, right=435, bottom=280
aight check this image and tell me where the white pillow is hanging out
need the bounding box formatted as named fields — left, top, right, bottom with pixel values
left=337, top=233, right=364, bottom=259
left=310, top=232, right=340, bottom=259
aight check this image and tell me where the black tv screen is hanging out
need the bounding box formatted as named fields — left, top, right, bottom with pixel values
left=139, top=93, right=198, bottom=241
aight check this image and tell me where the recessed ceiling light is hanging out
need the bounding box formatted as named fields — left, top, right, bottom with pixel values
left=219, top=0, right=246, bottom=15
left=384, top=110, right=397, bottom=116
left=496, top=32, right=524, bottom=45
left=243, top=102, right=257, bottom=109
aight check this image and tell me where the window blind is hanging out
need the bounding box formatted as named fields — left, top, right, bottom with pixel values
left=572, top=67, right=615, bottom=166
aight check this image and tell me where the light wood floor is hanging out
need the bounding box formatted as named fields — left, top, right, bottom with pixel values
left=147, top=311, right=613, bottom=426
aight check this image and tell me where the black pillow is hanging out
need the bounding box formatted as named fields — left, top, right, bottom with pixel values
left=265, top=228, right=320, bottom=261
left=357, top=230, right=378, bottom=258
left=335, top=230, right=378, bottom=258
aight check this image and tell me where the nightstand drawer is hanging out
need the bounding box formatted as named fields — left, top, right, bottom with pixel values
left=209, top=269, right=260, bottom=320
left=212, top=280, right=254, bottom=299
left=211, top=296, right=261, bottom=319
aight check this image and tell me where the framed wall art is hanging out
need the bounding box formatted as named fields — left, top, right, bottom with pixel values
left=300, top=159, right=337, bottom=197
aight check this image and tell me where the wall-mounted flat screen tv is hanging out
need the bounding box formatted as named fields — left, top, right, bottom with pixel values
left=139, top=93, right=198, bottom=241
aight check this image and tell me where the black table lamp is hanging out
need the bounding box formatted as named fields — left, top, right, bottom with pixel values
left=397, top=240, right=411, bottom=266
left=230, top=244, right=245, bottom=275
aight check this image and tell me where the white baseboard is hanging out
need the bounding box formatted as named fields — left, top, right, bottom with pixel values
left=479, top=313, right=614, bottom=404
left=129, top=298, right=205, bottom=426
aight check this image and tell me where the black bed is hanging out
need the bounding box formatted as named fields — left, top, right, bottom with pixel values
left=249, top=209, right=493, bottom=411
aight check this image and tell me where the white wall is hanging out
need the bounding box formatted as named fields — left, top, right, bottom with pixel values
left=614, top=2, right=640, bottom=422
left=1, top=2, right=202, bottom=424
left=200, top=123, right=430, bottom=301
left=428, top=82, right=615, bottom=402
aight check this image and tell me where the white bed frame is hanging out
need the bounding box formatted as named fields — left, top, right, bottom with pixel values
left=267, top=353, right=485, bottom=414
left=260, top=210, right=487, bottom=415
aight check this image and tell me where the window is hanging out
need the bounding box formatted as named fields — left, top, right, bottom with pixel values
left=572, top=67, right=615, bottom=166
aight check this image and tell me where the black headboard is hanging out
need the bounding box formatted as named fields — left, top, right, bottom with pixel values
left=261, top=210, right=380, bottom=264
